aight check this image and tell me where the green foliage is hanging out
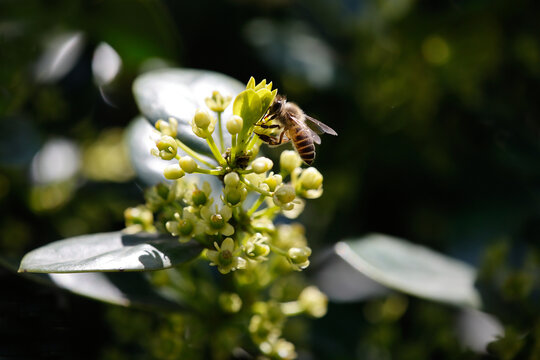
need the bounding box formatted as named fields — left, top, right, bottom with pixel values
left=335, top=234, right=480, bottom=307
left=18, top=231, right=202, bottom=273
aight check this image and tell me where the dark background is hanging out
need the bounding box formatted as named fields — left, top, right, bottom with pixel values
left=1, top=0, right=539, bottom=359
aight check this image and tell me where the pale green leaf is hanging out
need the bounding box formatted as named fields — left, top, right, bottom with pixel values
left=132, top=68, right=244, bottom=156
left=335, top=233, right=481, bottom=307
left=19, top=231, right=203, bottom=273
left=0, top=256, right=184, bottom=309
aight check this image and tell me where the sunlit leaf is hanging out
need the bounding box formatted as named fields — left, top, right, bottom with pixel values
left=335, top=233, right=481, bottom=307
left=132, top=68, right=244, bottom=156
left=0, top=255, right=183, bottom=310
left=19, top=231, right=203, bottom=273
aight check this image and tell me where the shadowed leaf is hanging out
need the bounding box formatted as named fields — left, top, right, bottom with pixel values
left=19, top=231, right=203, bottom=273
left=335, top=233, right=481, bottom=308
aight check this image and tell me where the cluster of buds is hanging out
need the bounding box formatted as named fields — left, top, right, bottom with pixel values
left=126, top=77, right=329, bottom=360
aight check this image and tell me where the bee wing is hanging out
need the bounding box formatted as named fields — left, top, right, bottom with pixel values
left=288, top=113, right=322, bottom=144
left=304, top=115, right=338, bottom=136
left=308, top=127, right=322, bottom=145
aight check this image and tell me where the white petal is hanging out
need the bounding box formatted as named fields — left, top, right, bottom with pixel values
left=221, top=237, right=235, bottom=252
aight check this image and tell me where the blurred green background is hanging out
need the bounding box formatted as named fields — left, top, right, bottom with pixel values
left=1, top=0, right=539, bottom=359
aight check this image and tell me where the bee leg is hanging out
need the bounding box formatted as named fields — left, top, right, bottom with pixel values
left=278, top=130, right=290, bottom=144
left=255, top=132, right=282, bottom=146
left=255, top=123, right=281, bottom=129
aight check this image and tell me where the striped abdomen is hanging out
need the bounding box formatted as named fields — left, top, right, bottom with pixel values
left=290, top=124, right=315, bottom=165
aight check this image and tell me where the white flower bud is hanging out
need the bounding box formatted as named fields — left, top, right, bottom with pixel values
left=298, top=286, right=328, bottom=318
left=298, top=167, right=323, bottom=190
left=287, top=246, right=312, bottom=270
left=272, top=339, right=296, bottom=359
left=224, top=172, right=240, bottom=187
left=219, top=292, right=242, bottom=313
left=155, top=118, right=178, bottom=137
left=273, top=184, right=295, bottom=206
left=163, top=165, right=185, bottom=180
left=193, top=109, right=212, bottom=129
left=226, top=115, right=243, bottom=134
left=179, top=156, right=198, bottom=173
left=263, top=173, right=282, bottom=192
left=280, top=150, right=302, bottom=173
left=252, top=157, right=273, bottom=174
left=156, top=135, right=178, bottom=160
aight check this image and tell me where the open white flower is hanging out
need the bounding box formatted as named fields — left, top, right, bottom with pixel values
left=206, top=237, right=246, bottom=274
left=200, top=204, right=234, bottom=236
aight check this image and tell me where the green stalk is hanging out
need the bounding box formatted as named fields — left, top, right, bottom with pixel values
left=217, top=112, right=225, bottom=152
left=246, top=133, right=262, bottom=151
left=253, top=206, right=280, bottom=219
left=268, top=242, right=288, bottom=257
left=175, top=139, right=216, bottom=168
left=239, top=176, right=272, bottom=197
left=247, top=194, right=266, bottom=217
left=230, top=134, right=237, bottom=165
left=194, top=168, right=224, bottom=176
left=205, top=131, right=227, bottom=166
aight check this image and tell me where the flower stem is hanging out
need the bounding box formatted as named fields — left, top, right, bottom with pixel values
left=175, top=139, right=216, bottom=168
left=268, top=243, right=288, bottom=257
left=247, top=194, right=266, bottom=217
left=205, top=132, right=227, bottom=166
left=195, top=168, right=224, bottom=176
left=239, top=176, right=272, bottom=197
left=217, top=112, right=225, bottom=153
left=230, top=134, right=237, bottom=165
left=253, top=206, right=280, bottom=219
left=246, top=133, right=262, bottom=151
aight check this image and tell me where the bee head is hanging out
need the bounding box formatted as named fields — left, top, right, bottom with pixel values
left=269, top=95, right=286, bottom=114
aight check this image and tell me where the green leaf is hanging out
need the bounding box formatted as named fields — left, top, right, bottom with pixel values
left=132, top=68, right=244, bottom=156
left=335, top=233, right=481, bottom=308
left=233, top=89, right=262, bottom=127
left=19, top=231, right=203, bottom=273
left=256, top=88, right=275, bottom=115
left=0, top=255, right=184, bottom=310
left=46, top=272, right=185, bottom=309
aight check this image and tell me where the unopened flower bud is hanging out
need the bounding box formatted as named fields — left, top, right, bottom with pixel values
left=280, top=150, right=302, bottom=173
left=273, top=185, right=295, bottom=206
left=179, top=156, right=198, bottom=173
left=263, top=173, right=282, bottom=192
left=224, top=186, right=247, bottom=206
left=287, top=246, right=312, bottom=270
left=165, top=220, right=180, bottom=235
left=224, top=172, right=240, bottom=186
left=299, top=167, right=323, bottom=190
left=298, top=286, right=328, bottom=318
left=155, top=118, right=178, bottom=137
left=156, top=136, right=178, bottom=160
left=192, top=189, right=208, bottom=206
left=226, top=115, right=243, bottom=134
left=272, top=339, right=296, bottom=360
left=193, top=109, right=213, bottom=129
left=163, top=165, right=185, bottom=180
left=252, top=157, right=273, bottom=174
left=124, top=205, right=154, bottom=232
left=219, top=292, right=242, bottom=313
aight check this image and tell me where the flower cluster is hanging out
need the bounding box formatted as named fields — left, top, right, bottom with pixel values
left=126, top=77, right=329, bottom=359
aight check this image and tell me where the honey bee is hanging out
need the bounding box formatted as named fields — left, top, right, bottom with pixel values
left=255, top=95, right=337, bottom=165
